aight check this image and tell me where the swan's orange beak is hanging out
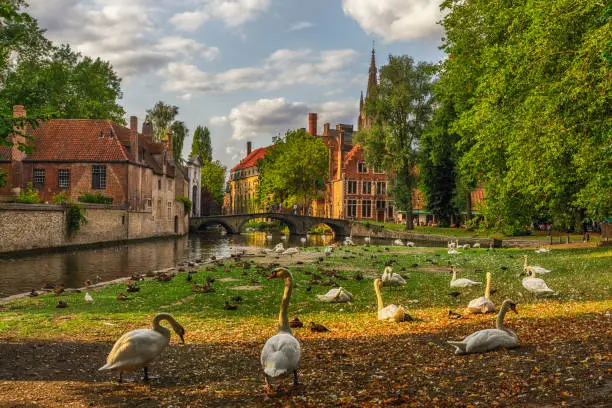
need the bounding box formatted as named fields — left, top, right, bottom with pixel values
left=510, top=304, right=518, bottom=314
left=267, top=270, right=278, bottom=280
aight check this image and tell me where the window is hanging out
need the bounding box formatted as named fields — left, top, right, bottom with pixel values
left=158, top=178, right=161, bottom=190
left=92, top=165, right=107, bottom=189
left=58, top=169, right=70, bottom=189
left=376, top=200, right=386, bottom=210
left=33, top=168, right=45, bottom=189
left=146, top=198, right=152, bottom=208
left=358, top=162, right=367, bottom=173
left=362, top=181, right=372, bottom=195
left=376, top=181, right=386, bottom=195
left=387, top=201, right=394, bottom=218
left=167, top=202, right=172, bottom=219
left=347, top=180, right=357, bottom=194
left=156, top=199, right=162, bottom=219
left=362, top=200, right=372, bottom=218
left=347, top=199, right=357, bottom=218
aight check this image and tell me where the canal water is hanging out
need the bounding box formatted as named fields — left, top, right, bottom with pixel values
left=0, top=232, right=439, bottom=298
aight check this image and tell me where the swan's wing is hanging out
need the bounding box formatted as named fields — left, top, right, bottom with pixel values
left=261, top=333, right=301, bottom=377
left=463, top=329, right=518, bottom=353
left=101, top=329, right=168, bottom=370
left=532, top=266, right=551, bottom=274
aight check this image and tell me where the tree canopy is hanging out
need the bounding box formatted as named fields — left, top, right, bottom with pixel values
left=145, top=101, right=187, bottom=163
left=256, top=128, right=328, bottom=210
left=190, top=125, right=212, bottom=162
left=201, top=159, right=226, bottom=208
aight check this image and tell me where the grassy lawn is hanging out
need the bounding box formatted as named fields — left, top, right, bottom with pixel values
left=1, top=245, right=610, bottom=407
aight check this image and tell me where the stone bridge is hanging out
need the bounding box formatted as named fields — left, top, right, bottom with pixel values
left=190, top=213, right=351, bottom=236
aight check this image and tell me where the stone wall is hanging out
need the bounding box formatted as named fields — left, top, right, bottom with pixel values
left=0, top=203, right=187, bottom=254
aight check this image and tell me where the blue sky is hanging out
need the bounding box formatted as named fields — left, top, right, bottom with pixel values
left=28, top=0, right=445, bottom=168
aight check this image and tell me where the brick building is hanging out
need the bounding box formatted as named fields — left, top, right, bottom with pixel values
left=225, top=142, right=268, bottom=214
left=0, top=106, right=187, bottom=228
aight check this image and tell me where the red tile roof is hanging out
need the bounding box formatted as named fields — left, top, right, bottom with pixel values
left=231, top=147, right=269, bottom=171
left=23, top=119, right=131, bottom=162
left=343, top=144, right=363, bottom=167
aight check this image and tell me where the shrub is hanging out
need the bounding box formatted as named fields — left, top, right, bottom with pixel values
left=66, top=203, right=87, bottom=233
left=52, top=192, right=69, bottom=204
left=15, top=182, right=41, bottom=204
left=78, top=192, right=113, bottom=204
left=177, top=196, right=192, bottom=213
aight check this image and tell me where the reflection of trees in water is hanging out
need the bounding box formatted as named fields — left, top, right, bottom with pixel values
left=62, top=253, right=82, bottom=288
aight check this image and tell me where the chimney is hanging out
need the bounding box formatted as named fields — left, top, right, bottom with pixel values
left=129, top=116, right=139, bottom=162
left=308, top=112, right=318, bottom=135
left=246, top=141, right=252, bottom=156
left=323, top=122, right=330, bottom=136
left=337, top=133, right=344, bottom=178
left=142, top=121, right=153, bottom=142
left=11, top=105, right=27, bottom=161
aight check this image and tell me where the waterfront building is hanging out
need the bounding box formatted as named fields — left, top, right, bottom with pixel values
left=185, top=156, right=203, bottom=217
left=225, top=142, right=268, bottom=214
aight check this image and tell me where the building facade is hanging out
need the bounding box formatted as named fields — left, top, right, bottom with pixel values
left=186, top=156, right=203, bottom=217
left=225, top=142, right=267, bottom=214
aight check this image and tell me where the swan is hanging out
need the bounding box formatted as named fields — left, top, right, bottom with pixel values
left=266, top=235, right=273, bottom=240
left=523, top=255, right=551, bottom=274
left=300, top=237, right=307, bottom=245
left=364, top=236, right=371, bottom=245
left=473, top=243, right=481, bottom=249
left=282, top=247, right=300, bottom=257
left=374, top=279, right=406, bottom=322
left=99, top=313, right=185, bottom=382
left=447, top=299, right=519, bottom=355
left=467, top=272, right=495, bottom=313
left=274, top=245, right=286, bottom=254
left=393, top=239, right=403, bottom=246
left=448, top=241, right=456, bottom=249
left=324, top=246, right=333, bottom=256
left=450, top=266, right=482, bottom=288
left=406, top=241, right=415, bottom=247
left=262, top=248, right=274, bottom=254
left=85, top=292, right=94, bottom=304
left=522, top=270, right=555, bottom=295
left=261, top=268, right=301, bottom=390
left=317, top=287, right=353, bottom=303
left=448, top=248, right=461, bottom=255
left=280, top=235, right=287, bottom=241
left=535, top=247, right=550, bottom=254
left=381, top=266, right=407, bottom=286
left=343, top=237, right=354, bottom=246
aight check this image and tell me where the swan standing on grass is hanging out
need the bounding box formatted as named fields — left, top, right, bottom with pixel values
left=374, top=279, right=406, bottom=322
left=99, top=313, right=185, bottom=382
left=364, top=235, right=371, bottom=245
left=300, top=237, right=307, bottom=246
left=473, top=243, right=481, bottom=249
left=393, top=239, right=403, bottom=246
left=448, top=247, right=461, bottom=255
left=317, top=287, right=353, bottom=303
left=523, top=255, right=551, bottom=274
left=450, top=266, right=482, bottom=288
left=381, top=266, right=407, bottom=287
left=447, top=299, right=519, bottom=355
left=467, top=272, right=495, bottom=313
left=535, top=247, right=551, bottom=254
left=84, top=292, right=94, bottom=303
left=522, top=270, right=555, bottom=295
left=282, top=247, right=300, bottom=257
left=261, top=268, right=301, bottom=391
left=324, top=246, right=333, bottom=256
left=406, top=241, right=415, bottom=247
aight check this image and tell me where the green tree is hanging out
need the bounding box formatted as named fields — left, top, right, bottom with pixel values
left=201, top=159, right=226, bottom=207
left=190, top=125, right=212, bottom=162
left=357, top=55, right=435, bottom=230
left=256, top=128, right=328, bottom=210
left=170, top=121, right=188, bottom=163
left=145, top=101, right=179, bottom=142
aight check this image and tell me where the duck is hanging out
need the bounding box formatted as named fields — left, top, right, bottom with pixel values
left=56, top=300, right=68, bottom=308
left=289, top=317, right=304, bottom=328
left=381, top=266, right=406, bottom=287
left=447, top=299, right=519, bottom=355
left=261, top=268, right=301, bottom=391
left=99, top=313, right=185, bottom=382
left=450, top=266, right=482, bottom=288
left=448, top=310, right=463, bottom=319
left=317, top=287, right=353, bottom=303
left=29, top=289, right=39, bottom=297
left=54, top=285, right=65, bottom=295
left=116, top=293, right=129, bottom=301
left=466, top=272, right=495, bottom=314
left=85, top=292, right=94, bottom=304
left=230, top=295, right=243, bottom=302
left=523, top=255, right=551, bottom=274
left=308, top=321, right=329, bottom=332
left=522, top=270, right=555, bottom=295
left=374, top=279, right=407, bottom=322
left=126, top=282, right=140, bottom=292
left=224, top=301, right=238, bottom=310
left=282, top=247, right=300, bottom=257
left=393, top=239, right=403, bottom=246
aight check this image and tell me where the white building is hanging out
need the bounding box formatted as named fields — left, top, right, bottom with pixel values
left=186, top=156, right=203, bottom=217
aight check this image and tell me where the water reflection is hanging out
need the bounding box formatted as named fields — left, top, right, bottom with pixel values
left=0, top=231, right=442, bottom=297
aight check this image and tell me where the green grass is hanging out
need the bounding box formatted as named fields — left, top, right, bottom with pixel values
left=1, top=245, right=610, bottom=340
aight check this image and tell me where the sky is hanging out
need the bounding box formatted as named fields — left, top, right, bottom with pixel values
left=27, top=0, right=446, bottom=169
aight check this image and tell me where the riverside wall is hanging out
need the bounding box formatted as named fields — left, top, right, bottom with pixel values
left=0, top=203, right=188, bottom=254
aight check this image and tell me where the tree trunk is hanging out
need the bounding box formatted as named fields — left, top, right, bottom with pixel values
left=405, top=204, right=414, bottom=230
left=465, top=192, right=473, bottom=225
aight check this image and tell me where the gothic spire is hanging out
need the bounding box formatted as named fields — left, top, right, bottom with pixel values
left=366, top=45, right=377, bottom=99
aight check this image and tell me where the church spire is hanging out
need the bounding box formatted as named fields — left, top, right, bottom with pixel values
left=366, top=44, right=377, bottom=100
left=359, top=90, right=364, bottom=110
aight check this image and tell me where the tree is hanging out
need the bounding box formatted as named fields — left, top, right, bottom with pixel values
left=256, top=128, right=328, bottom=210
left=357, top=55, right=435, bottom=230
left=190, top=125, right=212, bottom=162
left=201, top=159, right=226, bottom=208
left=170, top=121, right=188, bottom=163
left=145, top=101, right=179, bottom=142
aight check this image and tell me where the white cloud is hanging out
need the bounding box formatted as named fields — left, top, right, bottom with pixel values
left=159, top=48, right=358, bottom=97
left=156, top=36, right=220, bottom=61
left=171, top=0, right=271, bottom=31
left=210, top=97, right=358, bottom=140
left=289, top=21, right=314, bottom=31
left=342, top=0, right=443, bottom=42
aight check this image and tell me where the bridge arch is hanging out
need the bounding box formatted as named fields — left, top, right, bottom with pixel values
left=194, top=219, right=238, bottom=234
left=237, top=213, right=299, bottom=235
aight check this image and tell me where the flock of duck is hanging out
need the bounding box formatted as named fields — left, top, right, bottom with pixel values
left=97, top=243, right=557, bottom=391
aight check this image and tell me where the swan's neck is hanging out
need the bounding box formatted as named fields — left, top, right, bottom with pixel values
left=451, top=269, right=456, bottom=282
left=152, top=313, right=174, bottom=337
left=374, top=282, right=383, bottom=311
left=485, top=273, right=491, bottom=299
left=278, top=275, right=293, bottom=333
left=496, top=303, right=509, bottom=330
left=523, top=256, right=527, bottom=269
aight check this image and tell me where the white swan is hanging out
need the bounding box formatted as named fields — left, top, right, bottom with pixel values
left=450, top=266, right=482, bottom=288
left=282, top=247, right=299, bottom=257
left=535, top=247, right=550, bottom=254
left=300, top=237, right=306, bottom=245
left=343, top=237, right=354, bottom=246
left=448, top=241, right=456, bottom=249
left=448, top=248, right=461, bottom=255
left=406, top=241, right=415, bottom=247
left=261, top=268, right=301, bottom=390
left=274, top=245, right=286, bottom=254
left=85, top=292, right=94, bottom=303
left=447, top=299, right=519, bottom=355
left=523, top=255, right=551, bottom=274
left=317, top=287, right=353, bottom=303
left=99, top=313, right=185, bottom=382
left=374, top=279, right=406, bottom=322
left=522, top=270, right=555, bottom=295
left=467, top=272, right=495, bottom=313
left=473, top=243, right=481, bottom=249
left=364, top=236, right=371, bottom=245
left=262, top=248, right=274, bottom=254
left=381, top=266, right=407, bottom=286
left=280, top=235, right=287, bottom=241
left=324, top=246, right=333, bottom=256
left=266, top=235, right=273, bottom=240
left=393, top=239, right=403, bottom=246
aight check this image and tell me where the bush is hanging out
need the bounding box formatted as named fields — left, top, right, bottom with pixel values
left=15, top=182, right=41, bottom=204
left=78, top=192, right=113, bottom=204
left=66, top=203, right=87, bottom=233
left=52, top=192, right=69, bottom=204
left=177, top=196, right=192, bottom=213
